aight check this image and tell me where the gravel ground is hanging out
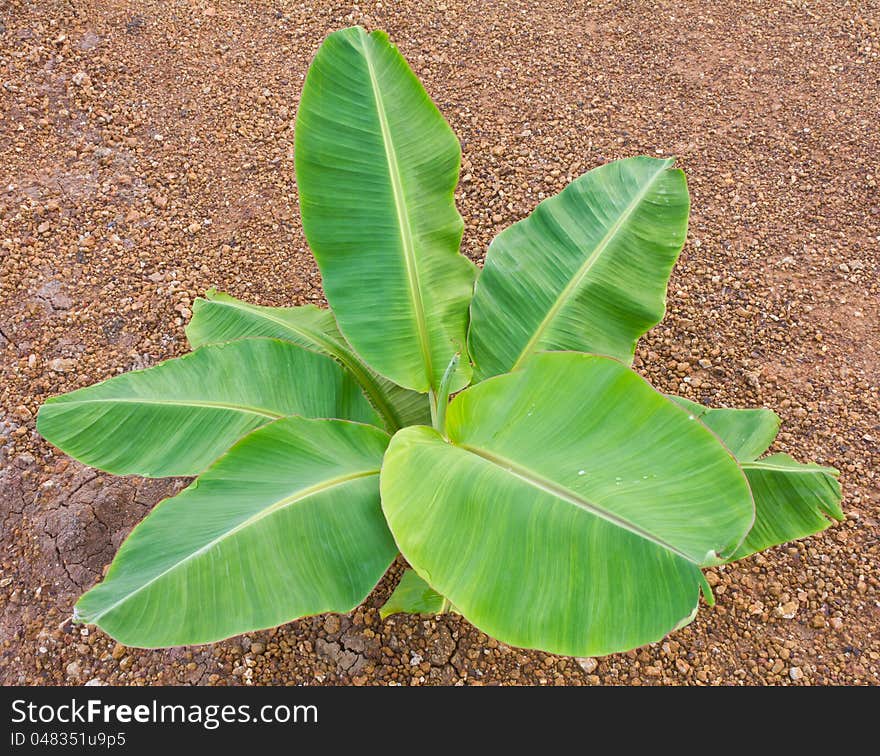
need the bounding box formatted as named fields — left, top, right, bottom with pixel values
left=1, top=0, right=878, bottom=686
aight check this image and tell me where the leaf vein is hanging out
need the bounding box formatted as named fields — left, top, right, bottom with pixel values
left=458, top=442, right=698, bottom=563
left=511, top=159, right=674, bottom=370
left=359, top=33, right=434, bottom=389
left=82, top=469, right=379, bottom=624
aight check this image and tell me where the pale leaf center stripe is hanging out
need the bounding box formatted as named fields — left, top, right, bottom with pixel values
left=84, top=469, right=379, bottom=623
left=53, top=397, right=282, bottom=419
left=458, top=442, right=697, bottom=563
left=511, top=159, right=674, bottom=370
left=359, top=35, right=434, bottom=388
left=741, top=461, right=832, bottom=475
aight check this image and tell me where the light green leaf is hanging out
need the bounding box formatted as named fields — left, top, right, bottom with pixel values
left=379, top=569, right=446, bottom=619
left=186, top=289, right=430, bottom=431
left=75, top=417, right=396, bottom=648
left=296, top=26, right=476, bottom=394
left=187, top=290, right=339, bottom=354
left=468, top=156, right=689, bottom=381
left=669, top=396, right=842, bottom=561
left=37, top=339, right=379, bottom=477
left=669, top=395, right=780, bottom=461
left=381, top=353, right=753, bottom=657
left=733, top=455, right=842, bottom=561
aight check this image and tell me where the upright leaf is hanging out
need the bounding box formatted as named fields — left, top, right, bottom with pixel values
left=670, top=396, right=843, bottom=561
left=37, top=339, right=379, bottom=477
left=381, top=353, right=753, bottom=657
left=296, top=26, right=476, bottom=394
left=187, top=290, right=430, bottom=430
left=75, top=417, right=396, bottom=647
left=468, top=157, right=689, bottom=380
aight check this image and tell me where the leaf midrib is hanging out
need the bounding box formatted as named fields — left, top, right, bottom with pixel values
left=511, top=159, right=674, bottom=370
left=741, top=460, right=834, bottom=475
left=203, top=297, right=403, bottom=430
left=49, top=397, right=282, bottom=420
left=458, top=441, right=699, bottom=563
left=82, top=469, right=380, bottom=624
left=359, top=32, right=435, bottom=390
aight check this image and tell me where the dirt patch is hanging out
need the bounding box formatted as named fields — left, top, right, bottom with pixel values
left=1, top=0, right=877, bottom=685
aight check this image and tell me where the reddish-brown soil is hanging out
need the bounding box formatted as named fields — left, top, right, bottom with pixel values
left=1, top=0, right=878, bottom=685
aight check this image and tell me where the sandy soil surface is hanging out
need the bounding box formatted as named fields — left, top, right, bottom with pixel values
left=1, top=0, right=878, bottom=686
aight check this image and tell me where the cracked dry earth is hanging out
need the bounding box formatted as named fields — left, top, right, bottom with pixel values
left=1, top=0, right=879, bottom=686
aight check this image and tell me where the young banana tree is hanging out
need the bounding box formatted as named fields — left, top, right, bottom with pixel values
left=37, top=26, right=842, bottom=656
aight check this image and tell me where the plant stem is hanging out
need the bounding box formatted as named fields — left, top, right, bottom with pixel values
left=430, top=354, right=461, bottom=617
left=428, top=390, right=439, bottom=428
left=433, top=352, right=460, bottom=436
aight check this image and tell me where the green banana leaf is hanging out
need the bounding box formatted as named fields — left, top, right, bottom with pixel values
left=296, top=26, right=476, bottom=394
left=379, top=568, right=447, bottom=620
left=670, top=396, right=843, bottom=562
left=186, top=289, right=430, bottom=431
left=468, top=156, right=689, bottom=381
left=733, top=454, right=843, bottom=560
left=669, top=395, right=780, bottom=461
left=75, top=417, right=396, bottom=647
left=381, top=353, right=754, bottom=656
left=37, top=338, right=379, bottom=477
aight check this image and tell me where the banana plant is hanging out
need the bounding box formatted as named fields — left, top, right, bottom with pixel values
left=37, top=26, right=842, bottom=655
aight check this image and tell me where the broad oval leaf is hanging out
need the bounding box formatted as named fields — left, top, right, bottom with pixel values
left=186, top=290, right=430, bottom=431
left=75, top=417, right=396, bottom=647
left=379, top=568, right=446, bottom=620
left=381, top=353, right=753, bottom=656
left=296, top=26, right=476, bottom=394
left=468, top=157, right=689, bottom=381
left=37, top=338, right=379, bottom=477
